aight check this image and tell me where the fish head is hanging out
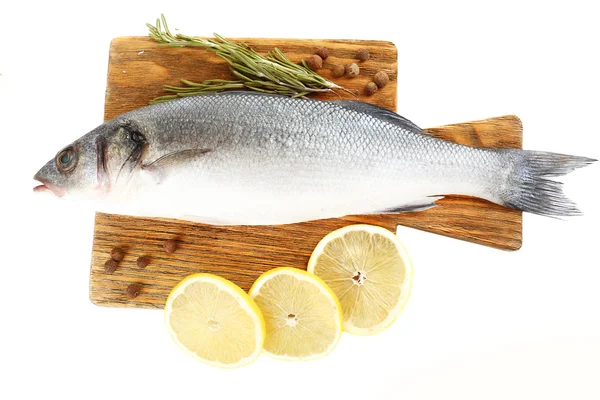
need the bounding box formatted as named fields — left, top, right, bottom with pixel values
left=33, top=118, right=150, bottom=200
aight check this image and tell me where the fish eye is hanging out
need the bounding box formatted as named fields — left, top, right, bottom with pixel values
left=129, top=131, right=146, bottom=144
left=55, top=146, right=77, bottom=172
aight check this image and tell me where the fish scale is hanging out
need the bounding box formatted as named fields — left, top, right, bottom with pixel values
left=33, top=91, right=594, bottom=224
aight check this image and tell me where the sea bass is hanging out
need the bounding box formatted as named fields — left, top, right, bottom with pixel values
left=33, top=92, right=594, bottom=224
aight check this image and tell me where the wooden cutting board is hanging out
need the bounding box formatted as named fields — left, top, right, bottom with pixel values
left=90, top=36, right=522, bottom=309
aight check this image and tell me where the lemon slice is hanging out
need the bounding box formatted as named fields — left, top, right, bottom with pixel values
left=249, top=267, right=343, bottom=361
left=164, top=273, right=265, bottom=368
left=307, top=224, right=413, bottom=335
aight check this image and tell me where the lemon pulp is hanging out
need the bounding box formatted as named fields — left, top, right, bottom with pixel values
left=249, top=267, right=343, bottom=360
left=165, top=273, right=265, bottom=368
left=308, top=224, right=413, bottom=335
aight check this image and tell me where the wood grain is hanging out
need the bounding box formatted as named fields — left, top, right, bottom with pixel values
left=90, top=36, right=522, bottom=309
left=104, top=37, right=398, bottom=120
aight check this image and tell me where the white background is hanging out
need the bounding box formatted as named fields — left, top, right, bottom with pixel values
left=1, top=1, right=599, bottom=399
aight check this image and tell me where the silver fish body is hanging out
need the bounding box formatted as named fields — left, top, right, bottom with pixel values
left=33, top=92, right=594, bottom=224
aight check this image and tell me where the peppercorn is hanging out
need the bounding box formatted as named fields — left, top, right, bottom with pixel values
left=125, top=283, right=143, bottom=299
left=164, top=239, right=178, bottom=254
left=345, top=63, right=360, bottom=78
left=137, top=256, right=150, bottom=269
left=110, top=247, right=125, bottom=262
left=365, top=82, right=378, bottom=96
left=315, top=46, right=329, bottom=60
left=331, top=64, right=345, bottom=78
left=373, top=71, right=390, bottom=88
left=104, top=259, right=118, bottom=274
left=305, top=54, right=323, bottom=71
left=356, top=48, right=370, bottom=62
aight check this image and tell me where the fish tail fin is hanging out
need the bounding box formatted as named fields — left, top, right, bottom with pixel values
left=504, top=150, right=596, bottom=217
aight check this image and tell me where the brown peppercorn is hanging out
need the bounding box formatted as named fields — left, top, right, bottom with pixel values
left=331, top=64, right=345, bottom=78
left=125, top=283, right=143, bottom=299
left=305, top=54, right=323, bottom=71
left=164, top=239, right=178, bottom=254
left=356, top=48, right=370, bottom=62
left=365, top=82, right=378, bottom=96
left=136, top=256, right=150, bottom=269
left=315, top=46, right=329, bottom=60
left=110, top=247, right=125, bottom=262
left=345, top=63, right=360, bottom=78
left=104, top=259, right=118, bottom=274
left=373, top=71, right=390, bottom=88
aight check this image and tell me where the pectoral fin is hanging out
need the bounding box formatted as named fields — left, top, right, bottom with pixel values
left=376, top=196, right=445, bottom=214
left=142, top=149, right=211, bottom=184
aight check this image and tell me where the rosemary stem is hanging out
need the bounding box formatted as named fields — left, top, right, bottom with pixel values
left=146, top=14, right=348, bottom=102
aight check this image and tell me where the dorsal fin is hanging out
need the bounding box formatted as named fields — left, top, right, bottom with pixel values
left=332, top=101, right=427, bottom=134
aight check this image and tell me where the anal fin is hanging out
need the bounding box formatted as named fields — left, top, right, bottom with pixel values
left=376, top=196, right=445, bottom=214
left=180, top=214, right=235, bottom=225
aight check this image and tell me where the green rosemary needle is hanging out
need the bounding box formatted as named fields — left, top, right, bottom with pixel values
left=147, top=14, right=350, bottom=103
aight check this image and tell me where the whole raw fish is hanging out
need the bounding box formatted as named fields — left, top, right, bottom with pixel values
left=33, top=92, right=595, bottom=224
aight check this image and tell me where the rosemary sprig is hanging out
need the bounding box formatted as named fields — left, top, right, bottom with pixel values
left=147, top=14, right=350, bottom=103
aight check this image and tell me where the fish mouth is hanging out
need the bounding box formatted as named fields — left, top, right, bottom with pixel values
left=33, top=176, right=65, bottom=197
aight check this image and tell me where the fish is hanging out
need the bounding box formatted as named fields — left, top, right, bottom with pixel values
left=33, top=91, right=595, bottom=225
